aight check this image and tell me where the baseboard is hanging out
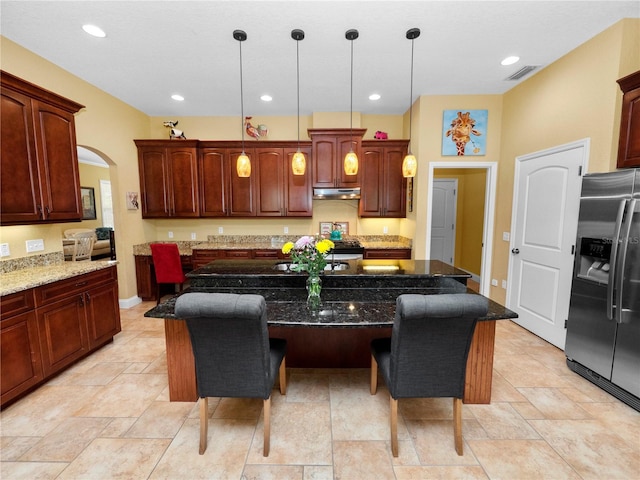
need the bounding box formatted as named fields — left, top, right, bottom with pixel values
left=119, top=296, right=142, bottom=309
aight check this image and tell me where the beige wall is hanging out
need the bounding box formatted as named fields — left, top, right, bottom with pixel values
left=491, top=18, right=640, bottom=304
left=1, top=18, right=638, bottom=305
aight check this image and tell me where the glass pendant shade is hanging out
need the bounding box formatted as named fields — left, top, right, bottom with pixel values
left=292, top=150, right=306, bottom=175
left=236, top=152, right=251, bottom=177
left=402, top=153, right=417, bottom=178
left=344, top=150, right=358, bottom=176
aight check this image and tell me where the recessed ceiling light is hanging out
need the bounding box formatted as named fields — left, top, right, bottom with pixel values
left=82, top=24, right=106, bottom=38
left=369, top=93, right=381, bottom=101
left=260, top=94, right=273, bottom=102
left=501, top=56, right=520, bottom=66
left=171, top=94, right=184, bottom=101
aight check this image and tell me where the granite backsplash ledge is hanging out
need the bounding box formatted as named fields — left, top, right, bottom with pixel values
left=133, top=235, right=412, bottom=256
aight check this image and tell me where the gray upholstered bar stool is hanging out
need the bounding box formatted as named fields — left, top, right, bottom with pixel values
left=370, top=293, right=488, bottom=457
left=174, top=292, right=287, bottom=456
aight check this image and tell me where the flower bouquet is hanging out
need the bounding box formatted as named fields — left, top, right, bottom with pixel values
left=282, top=236, right=334, bottom=308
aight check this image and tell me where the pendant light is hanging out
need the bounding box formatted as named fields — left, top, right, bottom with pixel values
left=344, top=29, right=359, bottom=176
left=402, top=28, right=420, bottom=178
left=291, top=29, right=306, bottom=175
left=234, top=29, right=251, bottom=178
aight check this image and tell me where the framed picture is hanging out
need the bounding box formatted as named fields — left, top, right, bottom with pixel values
left=334, top=222, right=349, bottom=235
left=319, top=222, right=333, bottom=235
left=80, top=187, right=96, bottom=220
left=442, top=109, right=488, bottom=156
left=126, top=191, right=139, bottom=210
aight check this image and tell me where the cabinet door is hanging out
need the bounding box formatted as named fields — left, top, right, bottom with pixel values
left=139, top=147, right=170, bottom=217
left=1, top=311, right=44, bottom=404
left=617, top=71, right=640, bottom=169
left=284, top=147, right=313, bottom=216
left=32, top=100, right=82, bottom=222
left=0, top=87, right=42, bottom=224
left=336, top=135, right=361, bottom=187
left=135, top=255, right=156, bottom=301
left=168, top=147, right=199, bottom=217
left=359, top=147, right=384, bottom=216
left=382, top=145, right=407, bottom=217
left=256, top=148, right=285, bottom=216
left=37, top=295, right=89, bottom=376
left=200, top=148, right=228, bottom=217
left=312, top=136, right=338, bottom=187
left=228, top=147, right=256, bottom=216
left=85, top=284, right=121, bottom=348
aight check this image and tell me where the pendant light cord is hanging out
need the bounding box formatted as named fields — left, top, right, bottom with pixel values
left=239, top=38, right=245, bottom=153
left=349, top=37, right=354, bottom=148
left=296, top=37, right=301, bottom=149
left=408, top=36, right=414, bottom=151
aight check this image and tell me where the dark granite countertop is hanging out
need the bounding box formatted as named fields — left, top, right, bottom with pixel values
left=145, top=258, right=517, bottom=327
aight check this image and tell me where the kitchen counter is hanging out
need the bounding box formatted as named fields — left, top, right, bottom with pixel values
left=146, top=258, right=516, bottom=404
left=1, top=259, right=119, bottom=296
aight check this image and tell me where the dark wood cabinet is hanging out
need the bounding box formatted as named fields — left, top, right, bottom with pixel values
left=1, top=71, right=84, bottom=225
left=1, top=266, right=121, bottom=407
left=135, top=139, right=200, bottom=218
left=199, top=146, right=229, bottom=217
left=309, top=128, right=366, bottom=188
left=359, top=141, right=408, bottom=218
left=228, top=147, right=257, bottom=216
left=617, top=70, right=640, bottom=169
left=256, top=145, right=313, bottom=217
left=0, top=290, right=43, bottom=406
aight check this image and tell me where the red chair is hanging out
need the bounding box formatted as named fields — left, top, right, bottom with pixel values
left=150, top=243, right=187, bottom=304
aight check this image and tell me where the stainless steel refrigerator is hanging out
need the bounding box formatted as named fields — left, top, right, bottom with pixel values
left=565, top=169, right=639, bottom=411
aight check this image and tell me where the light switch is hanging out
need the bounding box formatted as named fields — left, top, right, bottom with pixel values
left=0, top=243, right=10, bottom=257
left=502, top=232, right=510, bottom=241
left=191, top=232, right=197, bottom=240
left=168, top=231, right=174, bottom=238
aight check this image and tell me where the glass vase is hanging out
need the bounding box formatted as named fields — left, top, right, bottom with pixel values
left=306, top=274, right=322, bottom=309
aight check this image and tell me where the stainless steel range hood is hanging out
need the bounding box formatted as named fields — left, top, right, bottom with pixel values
left=313, top=188, right=361, bottom=200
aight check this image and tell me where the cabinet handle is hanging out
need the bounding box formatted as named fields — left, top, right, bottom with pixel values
left=45, top=206, right=50, bottom=218
left=86, top=292, right=91, bottom=303
left=79, top=294, right=84, bottom=306
left=75, top=281, right=88, bottom=287
left=37, top=205, right=44, bottom=219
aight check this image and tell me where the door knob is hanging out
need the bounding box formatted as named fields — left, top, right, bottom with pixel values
left=511, top=248, right=520, bottom=254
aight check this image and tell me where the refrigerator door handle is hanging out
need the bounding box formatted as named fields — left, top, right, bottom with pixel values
left=607, top=199, right=627, bottom=321
left=614, top=198, right=636, bottom=324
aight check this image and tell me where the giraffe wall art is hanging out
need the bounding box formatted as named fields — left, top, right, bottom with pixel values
left=442, top=109, right=488, bottom=156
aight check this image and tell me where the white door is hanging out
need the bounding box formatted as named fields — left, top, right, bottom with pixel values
left=431, top=179, right=457, bottom=264
left=508, top=140, right=587, bottom=349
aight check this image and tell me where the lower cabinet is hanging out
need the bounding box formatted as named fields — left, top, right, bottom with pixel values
left=0, top=266, right=121, bottom=407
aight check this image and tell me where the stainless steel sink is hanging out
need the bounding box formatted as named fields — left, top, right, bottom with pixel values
left=272, top=262, right=350, bottom=272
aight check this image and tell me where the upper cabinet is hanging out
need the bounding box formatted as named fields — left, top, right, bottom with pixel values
left=617, top=70, right=640, bottom=169
left=1, top=71, right=84, bottom=225
left=309, top=128, right=366, bottom=188
left=135, top=139, right=200, bottom=218
left=359, top=140, right=408, bottom=218
left=256, top=145, right=313, bottom=217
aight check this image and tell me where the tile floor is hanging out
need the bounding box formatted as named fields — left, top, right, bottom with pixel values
left=1, top=300, right=639, bottom=479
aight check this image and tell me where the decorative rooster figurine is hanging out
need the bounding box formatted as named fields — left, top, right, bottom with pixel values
left=245, top=117, right=268, bottom=140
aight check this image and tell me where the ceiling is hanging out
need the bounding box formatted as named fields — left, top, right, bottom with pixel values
left=2, top=1, right=638, bottom=117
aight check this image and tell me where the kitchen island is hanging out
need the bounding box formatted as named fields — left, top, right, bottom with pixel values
left=146, top=259, right=517, bottom=404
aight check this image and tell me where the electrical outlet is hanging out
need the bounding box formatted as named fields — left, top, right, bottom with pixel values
left=26, top=239, right=44, bottom=253
left=383, top=226, right=388, bottom=234
left=168, top=231, right=174, bottom=239
left=218, top=227, right=224, bottom=234
left=284, top=226, right=289, bottom=234
left=503, top=232, right=510, bottom=241
left=191, top=232, right=197, bottom=240
left=491, top=279, right=498, bottom=287
left=502, top=280, right=507, bottom=289
left=0, top=243, right=10, bottom=257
